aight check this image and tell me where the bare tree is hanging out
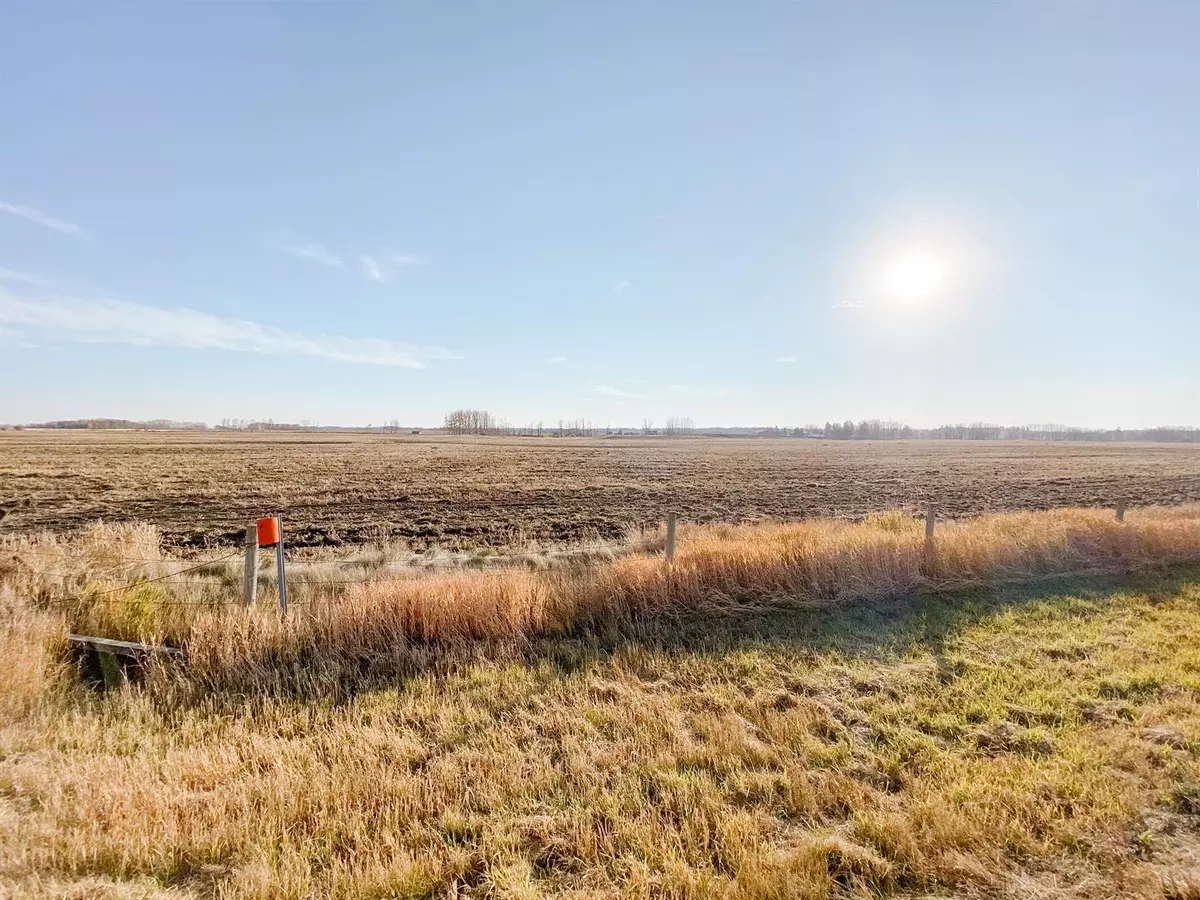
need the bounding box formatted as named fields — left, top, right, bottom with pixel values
left=443, top=409, right=496, bottom=435
left=664, top=416, right=696, bottom=436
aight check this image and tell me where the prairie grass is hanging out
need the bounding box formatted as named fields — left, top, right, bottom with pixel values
left=182, top=505, right=1200, bottom=694
left=3, top=507, right=1200, bottom=897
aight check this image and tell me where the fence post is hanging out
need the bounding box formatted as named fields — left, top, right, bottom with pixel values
left=243, top=524, right=258, bottom=606
left=666, top=512, right=677, bottom=564
left=925, top=502, right=937, bottom=541
left=1116, top=499, right=1126, bottom=522
left=275, top=514, right=288, bottom=617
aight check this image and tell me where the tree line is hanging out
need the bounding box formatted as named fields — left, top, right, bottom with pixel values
left=819, top=420, right=1200, bottom=442
left=8, top=415, right=1197, bottom=443
left=442, top=410, right=698, bottom=437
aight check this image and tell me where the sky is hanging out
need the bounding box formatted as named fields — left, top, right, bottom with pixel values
left=1, top=1, right=1197, bottom=429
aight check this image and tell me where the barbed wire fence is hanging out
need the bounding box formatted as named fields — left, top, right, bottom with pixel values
left=2, top=498, right=1146, bottom=616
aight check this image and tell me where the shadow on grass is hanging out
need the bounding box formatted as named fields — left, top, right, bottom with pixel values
left=539, top=565, right=1200, bottom=677
left=150, top=565, right=1200, bottom=708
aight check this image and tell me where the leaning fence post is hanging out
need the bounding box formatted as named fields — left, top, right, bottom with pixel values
left=666, top=512, right=677, bottom=564
left=1116, top=499, right=1126, bottom=522
left=243, top=524, right=258, bottom=606
left=925, top=502, right=937, bottom=541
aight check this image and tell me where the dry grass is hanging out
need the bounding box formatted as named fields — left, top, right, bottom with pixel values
left=3, top=507, right=1200, bottom=897
left=179, top=505, right=1200, bottom=693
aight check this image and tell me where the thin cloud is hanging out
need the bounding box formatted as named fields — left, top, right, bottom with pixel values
left=776, top=355, right=798, bottom=363
left=0, top=268, right=54, bottom=287
left=831, top=301, right=866, bottom=309
left=590, top=384, right=646, bottom=399
left=548, top=355, right=568, bottom=365
left=0, top=326, right=35, bottom=348
left=360, top=255, right=383, bottom=283
left=279, top=243, right=346, bottom=270
left=613, top=280, right=631, bottom=292
left=0, top=201, right=86, bottom=237
left=0, top=288, right=462, bottom=368
left=280, top=242, right=427, bottom=282
left=388, top=252, right=428, bottom=267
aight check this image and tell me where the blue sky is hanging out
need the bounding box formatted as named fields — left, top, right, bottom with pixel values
left=1, top=1, right=1197, bottom=428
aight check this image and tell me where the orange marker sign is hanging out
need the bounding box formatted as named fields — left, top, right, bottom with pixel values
left=256, top=516, right=280, bottom=547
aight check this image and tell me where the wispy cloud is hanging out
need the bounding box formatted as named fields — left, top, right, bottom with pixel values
left=389, top=252, right=428, bottom=267
left=0, top=268, right=54, bottom=288
left=0, top=201, right=86, bottom=237
left=0, top=325, right=36, bottom=349
left=613, top=280, right=631, bottom=293
left=0, top=288, right=462, bottom=368
left=831, top=300, right=866, bottom=309
left=776, top=355, right=798, bottom=363
left=590, top=384, right=646, bottom=399
left=280, top=241, right=427, bottom=283
left=547, top=355, right=568, bottom=365
left=360, top=255, right=383, bottom=283
left=280, top=243, right=346, bottom=270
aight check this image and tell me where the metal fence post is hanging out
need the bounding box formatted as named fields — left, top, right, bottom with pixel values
left=666, top=512, right=677, bottom=564
left=243, top=524, right=258, bottom=606
left=275, top=515, right=288, bottom=617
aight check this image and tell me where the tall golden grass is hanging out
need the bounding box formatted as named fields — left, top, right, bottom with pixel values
left=6, top=506, right=1200, bottom=695
left=5, top=508, right=1200, bottom=897
left=176, top=505, right=1200, bottom=692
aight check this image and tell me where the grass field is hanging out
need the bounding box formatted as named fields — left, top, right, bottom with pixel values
left=4, top=507, right=1200, bottom=898
left=2, top=431, right=1199, bottom=549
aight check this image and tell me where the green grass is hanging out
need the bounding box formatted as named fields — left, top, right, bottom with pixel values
left=4, top=569, right=1200, bottom=898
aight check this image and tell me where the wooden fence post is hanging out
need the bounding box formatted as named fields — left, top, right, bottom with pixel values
left=275, top=515, right=288, bottom=617
left=925, top=502, right=937, bottom=541
left=1116, top=499, right=1126, bottom=522
left=243, top=524, right=258, bottom=606
left=666, top=512, right=677, bottom=564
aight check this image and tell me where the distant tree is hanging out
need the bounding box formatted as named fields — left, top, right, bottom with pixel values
left=664, top=416, right=695, bottom=436
left=443, top=409, right=495, bottom=435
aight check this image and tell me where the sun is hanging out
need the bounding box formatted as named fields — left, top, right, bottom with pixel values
left=884, top=251, right=945, bottom=302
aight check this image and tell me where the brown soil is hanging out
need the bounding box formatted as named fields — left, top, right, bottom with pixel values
left=1, top=430, right=1198, bottom=550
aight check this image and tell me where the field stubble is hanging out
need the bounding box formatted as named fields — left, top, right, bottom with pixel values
left=2, top=431, right=1199, bottom=550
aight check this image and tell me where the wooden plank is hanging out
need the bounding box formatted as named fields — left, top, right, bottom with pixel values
left=68, top=634, right=183, bottom=658
left=666, top=512, right=677, bottom=563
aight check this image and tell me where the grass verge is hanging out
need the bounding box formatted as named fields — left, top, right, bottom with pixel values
left=4, top=507, right=1200, bottom=897
left=3, top=567, right=1200, bottom=897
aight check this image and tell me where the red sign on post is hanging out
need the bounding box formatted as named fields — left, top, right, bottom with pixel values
left=256, top=516, right=280, bottom=547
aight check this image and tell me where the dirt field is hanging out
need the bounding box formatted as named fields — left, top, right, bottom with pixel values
left=1, top=430, right=1198, bottom=549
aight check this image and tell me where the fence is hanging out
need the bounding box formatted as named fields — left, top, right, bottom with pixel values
left=8, top=499, right=1140, bottom=621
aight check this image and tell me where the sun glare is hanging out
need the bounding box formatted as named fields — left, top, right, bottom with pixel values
left=885, top=251, right=945, bottom=302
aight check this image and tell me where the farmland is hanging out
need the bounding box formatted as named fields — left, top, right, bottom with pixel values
left=7, top=431, right=1200, bottom=897
left=2, top=430, right=1199, bottom=550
